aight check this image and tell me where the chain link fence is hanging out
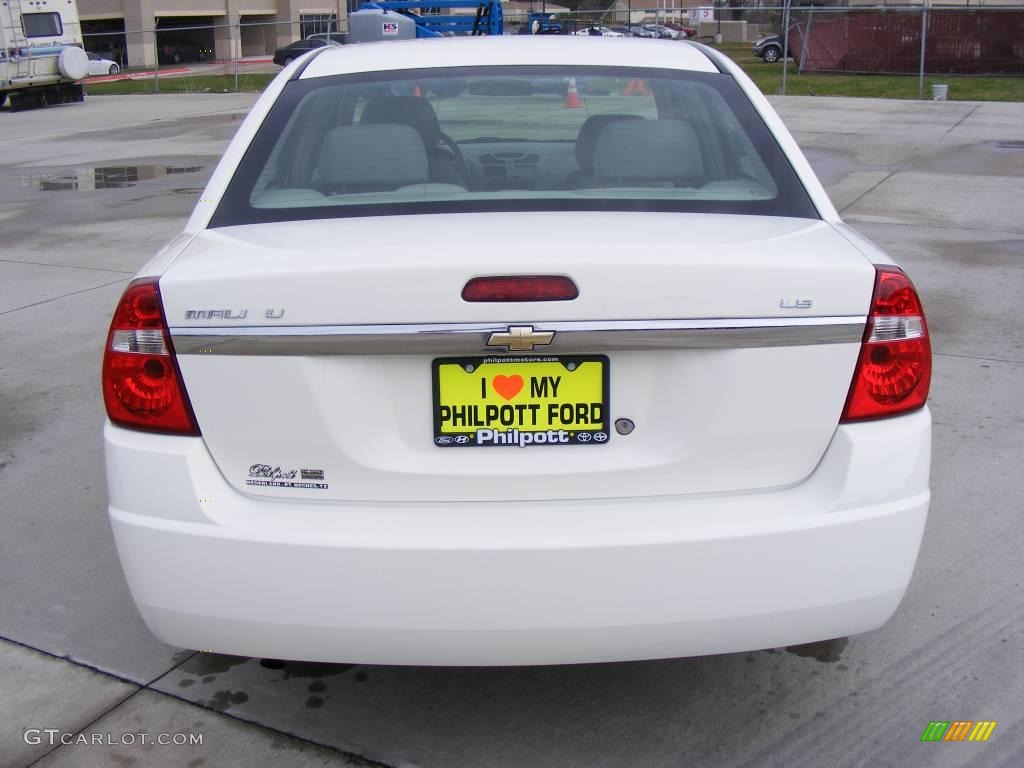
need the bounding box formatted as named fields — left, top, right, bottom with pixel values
left=77, top=5, right=1023, bottom=97
left=777, top=4, right=1024, bottom=98
left=81, top=19, right=306, bottom=94
left=787, top=7, right=1024, bottom=75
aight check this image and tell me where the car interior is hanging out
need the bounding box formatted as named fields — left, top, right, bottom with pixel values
left=246, top=73, right=783, bottom=210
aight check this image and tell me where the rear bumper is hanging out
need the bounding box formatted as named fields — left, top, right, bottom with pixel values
left=105, top=409, right=930, bottom=665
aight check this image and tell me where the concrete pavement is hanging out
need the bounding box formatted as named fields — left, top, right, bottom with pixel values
left=0, top=93, right=1022, bottom=768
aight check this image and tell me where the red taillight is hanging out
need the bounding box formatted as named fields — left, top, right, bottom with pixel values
left=841, top=266, right=931, bottom=422
left=462, top=275, right=579, bottom=302
left=102, top=278, right=198, bottom=435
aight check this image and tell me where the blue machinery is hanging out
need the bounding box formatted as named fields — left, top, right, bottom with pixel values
left=359, top=1, right=504, bottom=38
left=524, top=12, right=572, bottom=34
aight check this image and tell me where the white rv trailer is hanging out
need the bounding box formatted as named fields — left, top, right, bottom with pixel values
left=1, top=0, right=88, bottom=111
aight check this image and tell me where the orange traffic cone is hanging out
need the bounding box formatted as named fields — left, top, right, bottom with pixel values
left=413, top=84, right=422, bottom=97
left=563, top=78, right=583, bottom=109
left=624, top=79, right=648, bottom=96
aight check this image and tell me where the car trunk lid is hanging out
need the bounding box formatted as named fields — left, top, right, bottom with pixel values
left=160, top=212, right=874, bottom=502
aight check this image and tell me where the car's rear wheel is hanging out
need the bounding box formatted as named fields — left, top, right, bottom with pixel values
left=284, top=57, right=294, bottom=66
left=763, top=46, right=781, bottom=63
left=109, top=64, right=120, bottom=75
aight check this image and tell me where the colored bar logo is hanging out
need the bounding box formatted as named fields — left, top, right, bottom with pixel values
left=921, top=721, right=997, bottom=742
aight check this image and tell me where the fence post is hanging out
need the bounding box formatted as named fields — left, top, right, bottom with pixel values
left=918, top=4, right=928, bottom=99
left=799, top=9, right=812, bottom=73
left=781, top=0, right=791, bottom=96
left=153, top=31, right=160, bottom=94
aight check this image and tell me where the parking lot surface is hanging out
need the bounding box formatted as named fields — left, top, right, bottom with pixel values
left=1, top=93, right=1022, bottom=768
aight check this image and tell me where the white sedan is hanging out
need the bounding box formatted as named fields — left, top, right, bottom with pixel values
left=86, top=52, right=120, bottom=76
left=573, top=26, right=625, bottom=37
left=102, top=37, right=931, bottom=666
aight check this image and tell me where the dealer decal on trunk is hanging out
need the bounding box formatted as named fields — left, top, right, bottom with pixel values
left=247, top=464, right=328, bottom=489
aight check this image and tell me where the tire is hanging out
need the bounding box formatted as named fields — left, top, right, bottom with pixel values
left=762, top=46, right=781, bottom=64
left=109, top=64, right=119, bottom=75
left=58, top=46, right=90, bottom=80
left=283, top=57, right=294, bottom=66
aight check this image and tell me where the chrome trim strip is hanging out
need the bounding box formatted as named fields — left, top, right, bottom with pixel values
left=171, top=316, right=866, bottom=356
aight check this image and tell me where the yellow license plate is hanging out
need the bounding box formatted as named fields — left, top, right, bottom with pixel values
left=432, top=355, right=609, bottom=448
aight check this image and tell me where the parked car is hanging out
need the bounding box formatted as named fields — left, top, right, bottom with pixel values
left=307, top=32, right=349, bottom=45
left=627, top=26, right=657, bottom=39
left=157, top=42, right=211, bottom=65
left=272, top=37, right=337, bottom=67
left=103, top=37, right=932, bottom=667
left=86, top=52, right=119, bottom=76
left=611, top=25, right=658, bottom=39
left=663, top=22, right=696, bottom=38
left=752, top=34, right=785, bottom=63
left=573, top=26, right=624, bottom=37
left=651, top=24, right=680, bottom=39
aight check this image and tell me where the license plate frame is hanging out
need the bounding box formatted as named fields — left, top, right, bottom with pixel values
left=432, top=355, right=610, bottom=448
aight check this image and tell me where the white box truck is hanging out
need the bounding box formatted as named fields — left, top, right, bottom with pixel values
left=1, top=0, right=88, bottom=111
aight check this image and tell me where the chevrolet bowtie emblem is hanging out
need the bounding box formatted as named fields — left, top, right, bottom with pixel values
left=487, top=325, right=555, bottom=352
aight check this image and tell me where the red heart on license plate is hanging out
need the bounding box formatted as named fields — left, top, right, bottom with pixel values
left=492, top=374, right=524, bottom=401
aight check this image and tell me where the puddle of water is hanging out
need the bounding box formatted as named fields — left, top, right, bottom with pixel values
left=179, top=652, right=250, bottom=676
left=206, top=690, right=249, bottom=712
left=21, top=164, right=205, bottom=192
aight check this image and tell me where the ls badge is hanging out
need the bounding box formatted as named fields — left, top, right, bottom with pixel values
left=779, top=298, right=813, bottom=310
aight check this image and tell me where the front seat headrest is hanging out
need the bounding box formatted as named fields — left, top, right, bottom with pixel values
left=361, top=96, right=442, bottom=149
left=316, top=124, right=429, bottom=189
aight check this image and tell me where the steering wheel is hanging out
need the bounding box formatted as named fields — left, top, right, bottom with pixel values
left=438, top=131, right=469, bottom=185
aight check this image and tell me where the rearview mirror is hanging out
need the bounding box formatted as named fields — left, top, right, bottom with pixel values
left=467, top=79, right=533, bottom=96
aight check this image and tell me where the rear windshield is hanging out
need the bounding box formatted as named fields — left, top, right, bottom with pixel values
left=210, top=65, right=818, bottom=227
